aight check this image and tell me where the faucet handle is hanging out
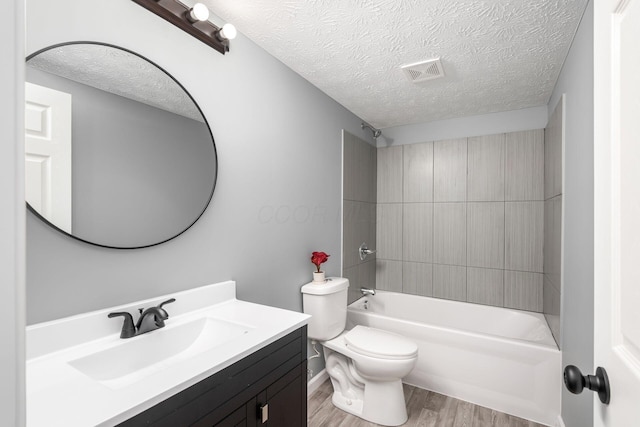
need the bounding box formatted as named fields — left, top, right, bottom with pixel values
left=359, top=242, right=377, bottom=261
left=156, top=298, right=176, bottom=319
left=158, top=298, right=176, bottom=310
left=108, top=311, right=136, bottom=339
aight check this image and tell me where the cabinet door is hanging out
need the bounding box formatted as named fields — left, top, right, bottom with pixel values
left=261, top=365, right=305, bottom=426
left=214, top=403, right=248, bottom=427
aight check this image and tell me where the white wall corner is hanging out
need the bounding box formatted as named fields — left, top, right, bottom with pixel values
left=307, top=368, right=329, bottom=397
left=0, top=0, right=26, bottom=426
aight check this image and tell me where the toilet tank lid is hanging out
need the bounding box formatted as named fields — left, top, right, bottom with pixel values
left=301, top=277, right=349, bottom=295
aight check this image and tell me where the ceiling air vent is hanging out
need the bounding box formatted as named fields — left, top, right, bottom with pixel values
left=401, top=58, right=445, bottom=83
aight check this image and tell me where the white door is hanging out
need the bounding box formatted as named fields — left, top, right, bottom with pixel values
left=24, top=82, right=72, bottom=233
left=593, top=0, right=640, bottom=425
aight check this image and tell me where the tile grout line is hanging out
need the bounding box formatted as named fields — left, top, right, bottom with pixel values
left=431, top=141, right=434, bottom=297
left=401, top=144, right=404, bottom=294
left=504, top=132, right=508, bottom=308
left=465, top=137, right=469, bottom=303
left=465, top=137, right=470, bottom=303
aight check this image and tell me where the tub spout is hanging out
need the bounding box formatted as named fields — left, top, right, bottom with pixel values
left=361, top=288, right=376, bottom=296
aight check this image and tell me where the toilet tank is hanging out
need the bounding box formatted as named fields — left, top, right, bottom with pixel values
left=301, top=277, right=349, bottom=341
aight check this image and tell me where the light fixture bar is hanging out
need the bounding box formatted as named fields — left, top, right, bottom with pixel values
left=131, top=0, right=230, bottom=54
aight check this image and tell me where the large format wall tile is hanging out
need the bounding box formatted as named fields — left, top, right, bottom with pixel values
left=376, top=259, right=402, bottom=292
left=343, top=200, right=376, bottom=269
left=434, top=138, right=467, bottom=202
left=433, top=203, right=467, bottom=266
left=549, top=195, right=562, bottom=288
left=343, top=130, right=377, bottom=203
left=545, top=97, right=563, bottom=199
left=377, top=145, right=403, bottom=203
left=343, top=131, right=378, bottom=297
left=377, top=203, right=402, bottom=260
left=403, top=142, right=433, bottom=202
left=467, top=134, right=505, bottom=201
left=543, top=275, right=561, bottom=345
left=343, top=132, right=359, bottom=200
left=345, top=260, right=377, bottom=304
left=403, top=203, right=433, bottom=262
left=544, top=195, right=562, bottom=288
left=542, top=99, right=563, bottom=345
left=505, top=130, right=544, bottom=201
left=403, top=262, right=433, bottom=296
left=344, top=265, right=359, bottom=303
left=370, top=128, right=549, bottom=315
left=467, top=202, right=505, bottom=269
left=505, top=201, right=544, bottom=272
left=433, top=264, right=467, bottom=301
left=543, top=197, right=553, bottom=275
left=504, top=270, right=543, bottom=312
left=467, top=267, right=504, bottom=307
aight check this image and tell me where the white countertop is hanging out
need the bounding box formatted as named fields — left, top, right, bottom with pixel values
left=26, top=281, right=309, bottom=427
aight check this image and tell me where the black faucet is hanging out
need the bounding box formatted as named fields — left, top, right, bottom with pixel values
left=108, top=298, right=176, bottom=339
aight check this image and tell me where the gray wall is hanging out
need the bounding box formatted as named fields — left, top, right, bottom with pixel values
left=26, top=0, right=373, bottom=324
left=548, top=1, right=594, bottom=426
left=342, top=130, right=377, bottom=304
left=543, top=99, right=564, bottom=347
left=1, top=0, right=26, bottom=425
left=26, top=67, right=215, bottom=248
left=380, top=105, right=548, bottom=147
left=375, top=131, right=546, bottom=312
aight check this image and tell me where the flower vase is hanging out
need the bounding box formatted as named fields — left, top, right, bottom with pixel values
left=313, top=271, right=326, bottom=283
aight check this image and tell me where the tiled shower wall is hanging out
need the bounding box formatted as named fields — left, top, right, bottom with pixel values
left=376, top=130, right=546, bottom=312
left=543, top=98, right=564, bottom=345
left=342, top=131, right=377, bottom=304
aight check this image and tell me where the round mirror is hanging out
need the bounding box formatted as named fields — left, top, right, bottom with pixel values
left=25, top=42, right=217, bottom=248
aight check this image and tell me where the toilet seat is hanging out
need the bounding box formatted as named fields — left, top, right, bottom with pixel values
left=344, top=325, right=418, bottom=360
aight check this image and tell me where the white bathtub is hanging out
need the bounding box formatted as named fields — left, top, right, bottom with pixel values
left=347, top=291, right=561, bottom=426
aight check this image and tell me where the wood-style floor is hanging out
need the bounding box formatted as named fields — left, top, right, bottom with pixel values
left=308, top=380, right=547, bottom=427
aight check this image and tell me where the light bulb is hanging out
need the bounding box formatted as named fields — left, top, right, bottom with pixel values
left=188, top=3, right=209, bottom=22
left=219, top=23, right=237, bottom=40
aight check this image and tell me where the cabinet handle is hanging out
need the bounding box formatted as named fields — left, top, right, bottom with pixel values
left=260, top=403, right=269, bottom=423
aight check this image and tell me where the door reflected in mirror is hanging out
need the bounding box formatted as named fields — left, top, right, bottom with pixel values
left=25, top=42, right=217, bottom=248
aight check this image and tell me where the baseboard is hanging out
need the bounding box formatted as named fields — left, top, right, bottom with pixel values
left=555, top=415, right=566, bottom=427
left=307, top=369, right=329, bottom=397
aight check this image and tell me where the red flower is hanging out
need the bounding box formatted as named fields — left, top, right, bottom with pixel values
left=311, top=251, right=330, bottom=273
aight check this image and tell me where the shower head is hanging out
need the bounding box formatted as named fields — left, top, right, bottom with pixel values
left=361, top=123, right=382, bottom=139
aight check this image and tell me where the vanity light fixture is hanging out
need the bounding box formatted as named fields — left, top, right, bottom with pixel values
left=132, top=0, right=235, bottom=55
left=186, top=3, right=209, bottom=23
left=217, top=23, right=237, bottom=40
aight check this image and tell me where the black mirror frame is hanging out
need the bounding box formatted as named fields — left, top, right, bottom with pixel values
left=25, top=41, right=218, bottom=250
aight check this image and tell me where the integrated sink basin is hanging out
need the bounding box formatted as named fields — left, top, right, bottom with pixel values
left=68, top=316, right=253, bottom=389
left=26, top=280, right=310, bottom=427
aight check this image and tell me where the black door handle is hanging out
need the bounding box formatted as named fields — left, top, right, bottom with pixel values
left=563, top=365, right=610, bottom=404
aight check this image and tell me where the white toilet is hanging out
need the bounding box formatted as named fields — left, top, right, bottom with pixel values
left=301, top=277, right=418, bottom=426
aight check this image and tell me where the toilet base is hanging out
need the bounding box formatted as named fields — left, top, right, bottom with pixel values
left=330, top=378, right=408, bottom=426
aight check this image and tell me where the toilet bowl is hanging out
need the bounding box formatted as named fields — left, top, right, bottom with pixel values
left=301, top=278, right=418, bottom=426
left=323, top=326, right=417, bottom=425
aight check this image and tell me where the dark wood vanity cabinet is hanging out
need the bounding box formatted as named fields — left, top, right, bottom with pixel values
left=214, top=365, right=305, bottom=427
left=118, top=327, right=308, bottom=427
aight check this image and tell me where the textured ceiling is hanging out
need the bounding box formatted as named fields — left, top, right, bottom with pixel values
left=205, top=0, right=588, bottom=128
left=28, top=44, right=204, bottom=122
